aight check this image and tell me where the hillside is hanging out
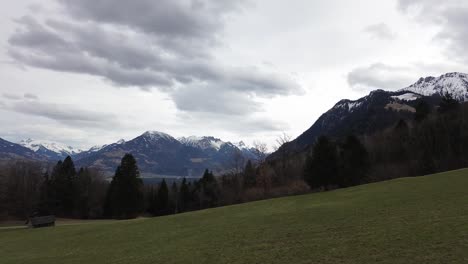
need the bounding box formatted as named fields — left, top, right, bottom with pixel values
left=1, top=169, right=467, bottom=264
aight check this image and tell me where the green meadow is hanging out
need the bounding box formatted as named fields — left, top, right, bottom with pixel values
left=1, top=169, right=468, bottom=264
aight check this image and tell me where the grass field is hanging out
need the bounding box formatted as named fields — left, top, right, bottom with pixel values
left=1, top=169, right=468, bottom=263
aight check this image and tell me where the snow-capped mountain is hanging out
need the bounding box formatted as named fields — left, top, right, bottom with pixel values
left=19, top=138, right=82, bottom=161
left=401, top=72, right=468, bottom=101
left=0, top=138, right=45, bottom=162
left=270, top=72, right=467, bottom=158
left=74, top=131, right=255, bottom=177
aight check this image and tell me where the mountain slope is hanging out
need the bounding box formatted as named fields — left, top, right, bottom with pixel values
left=272, top=72, right=468, bottom=157
left=2, top=168, right=468, bottom=263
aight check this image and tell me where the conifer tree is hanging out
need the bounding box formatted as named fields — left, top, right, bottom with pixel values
left=438, top=92, right=459, bottom=114
left=197, top=169, right=220, bottom=208
left=50, top=156, right=77, bottom=216
left=339, top=135, right=369, bottom=187
left=106, top=154, right=143, bottom=219
left=243, top=160, right=256, bottom=188
left=156, top=179, right=169, bottom=215
left=303, top=136, right=338, bottom=189
left=179, top=178, right=190, bottom=212
left=415, top=100, right=431, bottom=121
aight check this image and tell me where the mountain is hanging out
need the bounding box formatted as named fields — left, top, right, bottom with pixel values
left=401, top=72, right=468, bottom=101
left=0, top=138, right=45, bottom=163
left=74, top=132, right=256, bottom=177
left=19, top=138, right=82, bottom=161
left=271, top=72, right=468, bottom=158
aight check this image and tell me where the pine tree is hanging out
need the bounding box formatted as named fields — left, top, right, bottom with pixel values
left=50, top=156, right=77, bottom=216
left=338, top=135, right=369, bottom=187
left=243, top=160, right=256, bottom=188
left=303, top=136, right=338, bottom=189
left=415, top=100, right=431, bottom=121
left=156, top=179, right=169, bottom=216
left=170, top=181, right=178, bottom=214
left=438, top=92, right=459, bottom=114
left=106, top=154, right=143, bottom=219
left=197, top=169, right=220, bottom=208
left=179, top=178, right=190, bottom=212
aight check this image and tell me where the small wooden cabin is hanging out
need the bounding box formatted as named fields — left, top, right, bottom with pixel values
left=29, top=215, right=56, bottom=228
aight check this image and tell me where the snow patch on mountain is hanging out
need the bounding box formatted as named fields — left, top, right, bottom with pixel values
left=333, top=100, right=362, bottom=112
left=179, top=136, right=226, bottom=150
left=391, top=93, right=420, bottom=101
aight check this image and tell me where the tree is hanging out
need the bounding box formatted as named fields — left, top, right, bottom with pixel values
left=415, top=100, right=431, bottom=121
left=196, top=169, right=220, bottom=208
left=50, top=156, right=77, bottom=216
left=156, top=179, right=169, bottom=215
left=243, top=160, right=256, bottom=188
left=105, top=154, right=143, bottom=219
left=170, top=181, right=178, bottom=214
left=303, top=136, right=338, bottom=189
left=272, top=132, right=292, bottom=185
left=338, top=135, right=369, bottom=187
left=231, top=149, right=246, bottom=175
left=438, top=92, right=459, bottom=114
left=252, top=141, right=268, bottom=163
left=178, top=178, right=190, bottom=212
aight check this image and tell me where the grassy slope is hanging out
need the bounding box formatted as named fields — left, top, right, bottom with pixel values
left=1, top=169, right=468, bottom=264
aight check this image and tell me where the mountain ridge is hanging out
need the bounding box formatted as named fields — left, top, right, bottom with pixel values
left=270, top=72, right=468, bottom=158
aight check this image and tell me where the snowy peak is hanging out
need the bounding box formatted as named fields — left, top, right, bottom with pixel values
left=19, top=138, right=82, bottom=155
left=141, top=131, right=175, bottom=142
left=179, top=136, right=226, bottom=150
left=87, top=139, right=125, bottom=153
left=401, top=72, right=468, bottom=101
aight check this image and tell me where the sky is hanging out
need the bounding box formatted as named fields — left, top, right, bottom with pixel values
left=1, top=0, right=467, bottom=150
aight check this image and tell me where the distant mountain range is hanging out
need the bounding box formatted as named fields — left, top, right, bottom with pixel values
left=2, top=72, right=467, bottom=176
left=270, top=72, right=468, bottom=158
left=0, top=131, right=256, bottom=178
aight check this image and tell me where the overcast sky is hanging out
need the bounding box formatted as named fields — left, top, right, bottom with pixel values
left=1, top=0, right=467, bottom=149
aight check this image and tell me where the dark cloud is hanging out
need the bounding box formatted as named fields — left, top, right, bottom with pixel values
left=347, top=63, right=415, bottom=91
left=364, top=23, right=396, bottom=40
left=2, top=93, right=22, bottom=100
left=398, top=0, right=468, bottom=63
left=23, top=93, right=38, bottom=100
left=8, top=1, right=302, bottom=115
left=59, top=0, right=243, bottom=44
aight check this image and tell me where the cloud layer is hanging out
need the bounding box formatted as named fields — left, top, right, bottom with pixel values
left=8, top=0, right=302, bottom=118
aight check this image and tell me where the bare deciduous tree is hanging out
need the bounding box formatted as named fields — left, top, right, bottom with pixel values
left=252, top=140, right=268, bottom=163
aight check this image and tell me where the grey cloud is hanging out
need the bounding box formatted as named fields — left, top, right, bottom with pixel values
left=172, top=85, right=262, bottom=115
left=8, top=3, right=302, bottom=115
left=24, top=93, right=38, bottom=100
left=59, top=0, right=243, bottom=42
left=2, top=98, right=119, bottom=128
left=347, top=63, right=415, bottom=91
left=364, top=23, right=396, bottom=40
left=398, top=0, right=468, bottom=63
left=177, top=111, right=289, bottom=135
left=2, top=93, right=22, bottom=100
